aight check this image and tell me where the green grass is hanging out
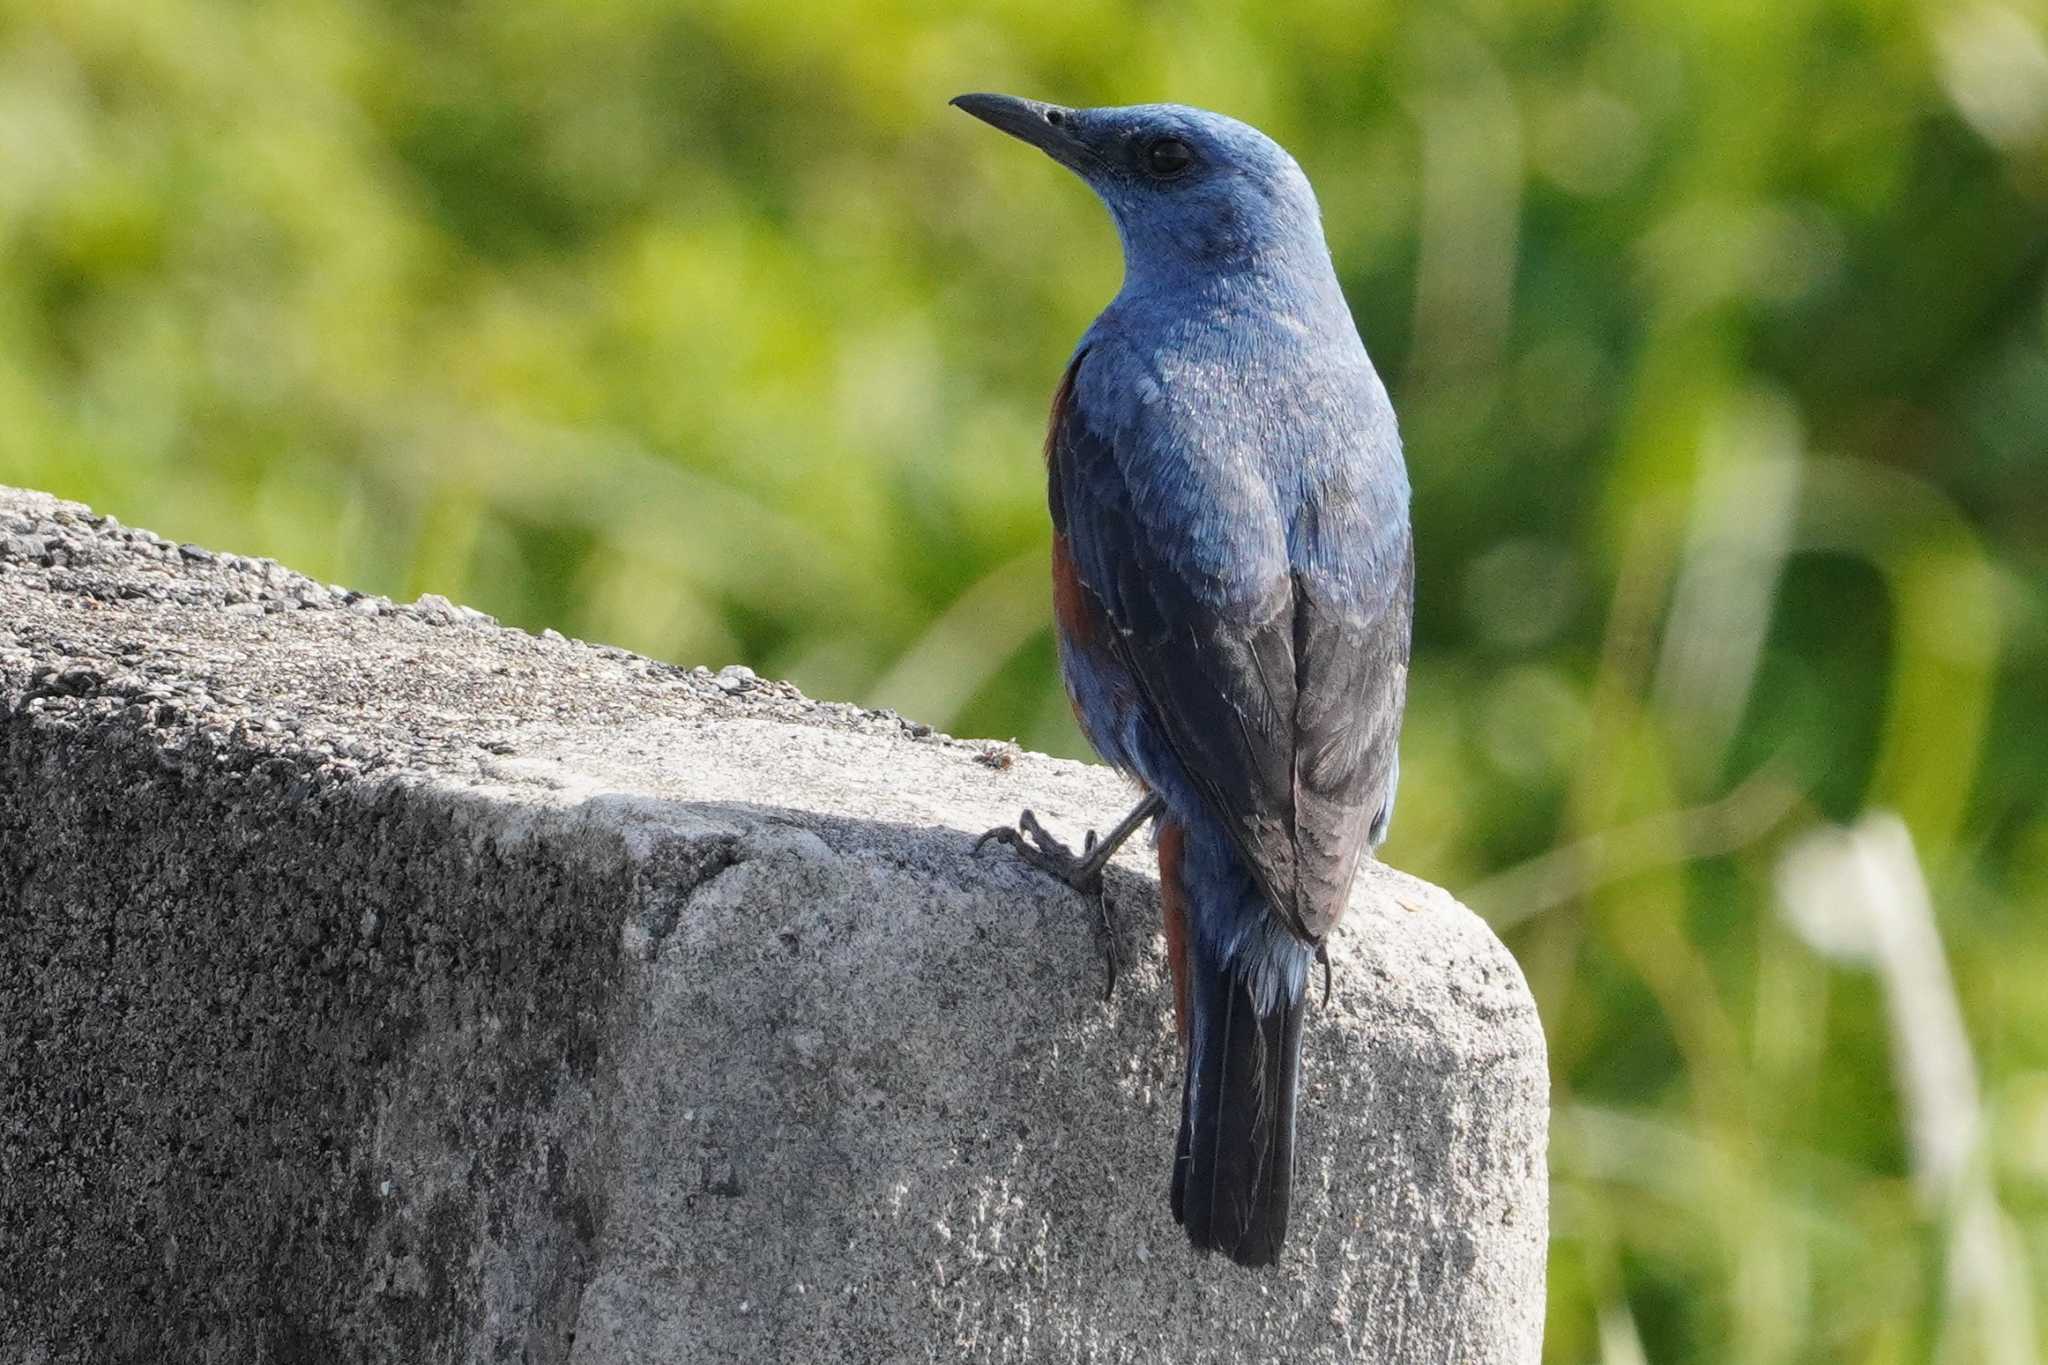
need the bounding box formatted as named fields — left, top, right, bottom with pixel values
left=3, top=1, right=2045, bottom=1357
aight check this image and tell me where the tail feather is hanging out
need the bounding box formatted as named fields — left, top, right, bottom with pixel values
left=1171, top=936, right=1306, bottom=1267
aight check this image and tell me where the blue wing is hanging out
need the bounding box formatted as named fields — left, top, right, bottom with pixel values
left=1048, top=344, right=1411, bottom=941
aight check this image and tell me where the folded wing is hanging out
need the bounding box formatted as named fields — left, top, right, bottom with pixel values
left=1049, top=349, right=1411, bottom=942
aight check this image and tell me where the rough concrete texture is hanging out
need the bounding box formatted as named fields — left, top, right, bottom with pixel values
left=0, top=486, right=1547, bottom=1364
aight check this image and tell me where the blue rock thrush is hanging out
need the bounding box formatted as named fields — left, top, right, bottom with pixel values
left=954, top=94, right=1413, bottom=1268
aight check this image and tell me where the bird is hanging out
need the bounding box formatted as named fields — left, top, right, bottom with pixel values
left=954, top=93, right=1413, bottom=1268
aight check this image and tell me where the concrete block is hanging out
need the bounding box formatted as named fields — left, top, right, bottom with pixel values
left=0, top=487, right=1547, bottom=1363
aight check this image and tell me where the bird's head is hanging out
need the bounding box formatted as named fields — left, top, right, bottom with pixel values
left=951, top=95, right=1329, bottom=285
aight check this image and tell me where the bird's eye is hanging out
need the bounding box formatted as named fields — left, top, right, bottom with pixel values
left=1145, top=138, right=1194, bottom=178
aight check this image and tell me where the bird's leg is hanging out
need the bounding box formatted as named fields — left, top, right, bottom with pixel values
left=1315, top=941, right=1333, bottom=1009
left=976, top=792, right=1163, bottom=893
left=976, top=792, right=1165, bottom=1000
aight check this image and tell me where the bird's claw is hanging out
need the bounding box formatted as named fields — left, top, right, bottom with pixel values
left=976, top=808, right=1100, bottom=892
left=976, top=808, right=1121, bottom=1000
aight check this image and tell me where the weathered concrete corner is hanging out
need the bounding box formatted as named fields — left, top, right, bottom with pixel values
left=0, top=487, right=1547, bottom=1363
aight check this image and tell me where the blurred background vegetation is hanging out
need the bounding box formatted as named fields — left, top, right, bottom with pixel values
left=3, top=0, right=2045, bottom=1358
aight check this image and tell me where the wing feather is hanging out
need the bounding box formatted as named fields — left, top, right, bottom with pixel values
left=1047, top=349, right=1411, bottom=941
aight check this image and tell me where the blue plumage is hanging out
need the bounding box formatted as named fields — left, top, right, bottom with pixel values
left=956, top=94, right=1413, bottom=1267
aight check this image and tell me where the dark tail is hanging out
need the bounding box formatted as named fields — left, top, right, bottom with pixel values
left=1169, top=931, right=1307, bottom=1268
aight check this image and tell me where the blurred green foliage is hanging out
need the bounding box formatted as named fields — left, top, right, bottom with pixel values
left=4, top=0, right=2046, bottom=1357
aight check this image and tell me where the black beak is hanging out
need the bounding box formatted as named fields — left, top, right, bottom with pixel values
left=950, top=93, right=1090, bottom=169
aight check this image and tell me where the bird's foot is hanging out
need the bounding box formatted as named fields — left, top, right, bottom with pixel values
left=975, top=808, right=1105, bottom=892
left=976, top=808, right=1121, bottom=999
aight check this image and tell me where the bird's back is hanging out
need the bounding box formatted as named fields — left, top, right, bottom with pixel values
left=1078, top=288, right=1408, bottom=601
left=1057, top=283, right=1411, bottom=944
